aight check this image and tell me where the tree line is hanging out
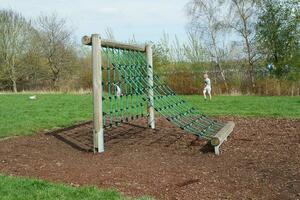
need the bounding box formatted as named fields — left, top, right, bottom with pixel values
left=0, top=0, right=299, bottom=95
left=0, top=10, right=83, bottom=92
left=154, top=0, right=299, bottom=94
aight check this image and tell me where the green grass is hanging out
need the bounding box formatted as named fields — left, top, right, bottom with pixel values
left=0, top=94, right=299, bottom=139
left=181, top=95, right=300, bottom=118
left=0, top=94, right=92, bottom=138
left=0, top=175, right=150, bottom=200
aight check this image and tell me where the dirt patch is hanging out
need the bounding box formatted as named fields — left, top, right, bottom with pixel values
left=0, top=117, right=299, bottom=200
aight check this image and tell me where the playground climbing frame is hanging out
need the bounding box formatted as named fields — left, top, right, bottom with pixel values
left=82, top=34, right=234, bottom=155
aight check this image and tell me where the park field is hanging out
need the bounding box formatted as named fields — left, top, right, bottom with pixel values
left=0, top=93, right=299, bottom=138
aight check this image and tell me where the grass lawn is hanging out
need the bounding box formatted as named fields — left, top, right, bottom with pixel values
left=0, top=175, right=150, bottom=200
left=0, top=94, right=92, bottom=138
left=181, top=95, right=300, bottom=118
left=0, top=93, right=299, bottom=139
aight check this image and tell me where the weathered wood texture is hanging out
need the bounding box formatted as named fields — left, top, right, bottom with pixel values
left=211, top=121, right=235, bottom=155
left=91, top=34, right=104, bottom=153
left=146, top=44, right=155, bottom=129
left=82, top=35, right=145, bottom=52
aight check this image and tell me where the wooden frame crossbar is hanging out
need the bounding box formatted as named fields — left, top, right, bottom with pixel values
left=82, top=35, right=146, bottom=52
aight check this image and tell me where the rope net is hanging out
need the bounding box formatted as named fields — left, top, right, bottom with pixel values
left=101, top=46, right=225, bottom=139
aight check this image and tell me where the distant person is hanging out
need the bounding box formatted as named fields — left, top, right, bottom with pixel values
left=116, top=84, right=122, bottom=97
left=113, top=83, right=122, bottom=97
left=203, top=73, right=211, bottom=100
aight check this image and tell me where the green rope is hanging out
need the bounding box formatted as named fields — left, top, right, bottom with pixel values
left=100, top=46, right=225, bottom=139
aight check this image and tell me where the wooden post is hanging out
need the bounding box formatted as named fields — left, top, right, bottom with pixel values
left=211, top=121, right=235, bottom=155
left=91, top=34, right=104, bottom=153
left=146, top=44, right=155, bottom=129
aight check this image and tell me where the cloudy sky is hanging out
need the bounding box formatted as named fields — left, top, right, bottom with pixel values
left=0, top=0, right=190, bottom=43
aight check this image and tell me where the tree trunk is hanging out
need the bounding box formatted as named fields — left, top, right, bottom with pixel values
left=232, top=0, right=256, bottom=93
left=49, top=63, right=60, bottom=90
left=52, top=73, right=59, bottom=89
left=10, top=58, right=18, bottom=93
left=216, top=62, right=229, bottom=93
left=210, top=31, right=229, bottom=93
left=249, top=67, right=255, bottom=93
left=12, top=80, right=17, bottom=93
left=244, top=24, right=255, bottom=92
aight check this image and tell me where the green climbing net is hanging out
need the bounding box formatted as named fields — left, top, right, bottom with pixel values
left=101, top=46, right=225, bottom=139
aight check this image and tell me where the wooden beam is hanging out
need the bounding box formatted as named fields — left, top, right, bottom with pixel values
left=82, top=35, right=145, bottom=52
left=82, top=35, right=92, bottom=45
left=211, top=121, right=235, bottom=155
left=91, top=34, right=104, bottom=153
left=102, top=39, right=145, bottom=52
left=146, top=44, right=155, bottom=129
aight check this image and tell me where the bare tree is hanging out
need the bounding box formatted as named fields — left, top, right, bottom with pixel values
left=186, top=0, right=229, bottom=91
left=228, top=0, right=258, bottom=90
left=0, top=9, right=31, bottom=92
left=22, top=28, right=49, bottom=90
left=157, top=32, right=205, bottom=63
left=105, top=27, right=115, bottom=40
left=170, top=35, right=184, bottom=62
left=128, top=34, right=138, bottom=45
left=160, top=31, right=172, bottom=61
left=36, top=14, right=73, bottom=88
left=183, top=30, right=207, bottom=63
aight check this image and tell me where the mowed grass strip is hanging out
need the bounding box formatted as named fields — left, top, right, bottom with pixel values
left=181, top=95, right=300, bottom=118
left=0, top=94, right=299, bottom=138
left=0, top=175, right=151, bottom=200
left=0, top=94, right=92, bottom=138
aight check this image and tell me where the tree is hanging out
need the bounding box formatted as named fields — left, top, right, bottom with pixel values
left=105, top=27, right=115, bottom=40
left=256, top=0, right=300, bottom=75
left=186, top=0, right=229, bottom=91
left=35, top=14, right=74, bottom=88
left=0, top=9, right=32, bottom=92
left=183, top=30, right=207, bottom=63
left=228, top=0, right=258, bottom=89
left=22, top=28, right=49, bottom=90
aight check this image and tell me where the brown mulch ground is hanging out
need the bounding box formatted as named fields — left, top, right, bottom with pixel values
left=0, top=117, right=299, bottom=200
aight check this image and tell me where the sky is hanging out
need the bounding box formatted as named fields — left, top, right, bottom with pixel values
left=0, top=0, right=190, bottom=43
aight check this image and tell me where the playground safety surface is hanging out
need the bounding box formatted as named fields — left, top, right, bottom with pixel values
left=0, top=117, right=299, bottom=200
